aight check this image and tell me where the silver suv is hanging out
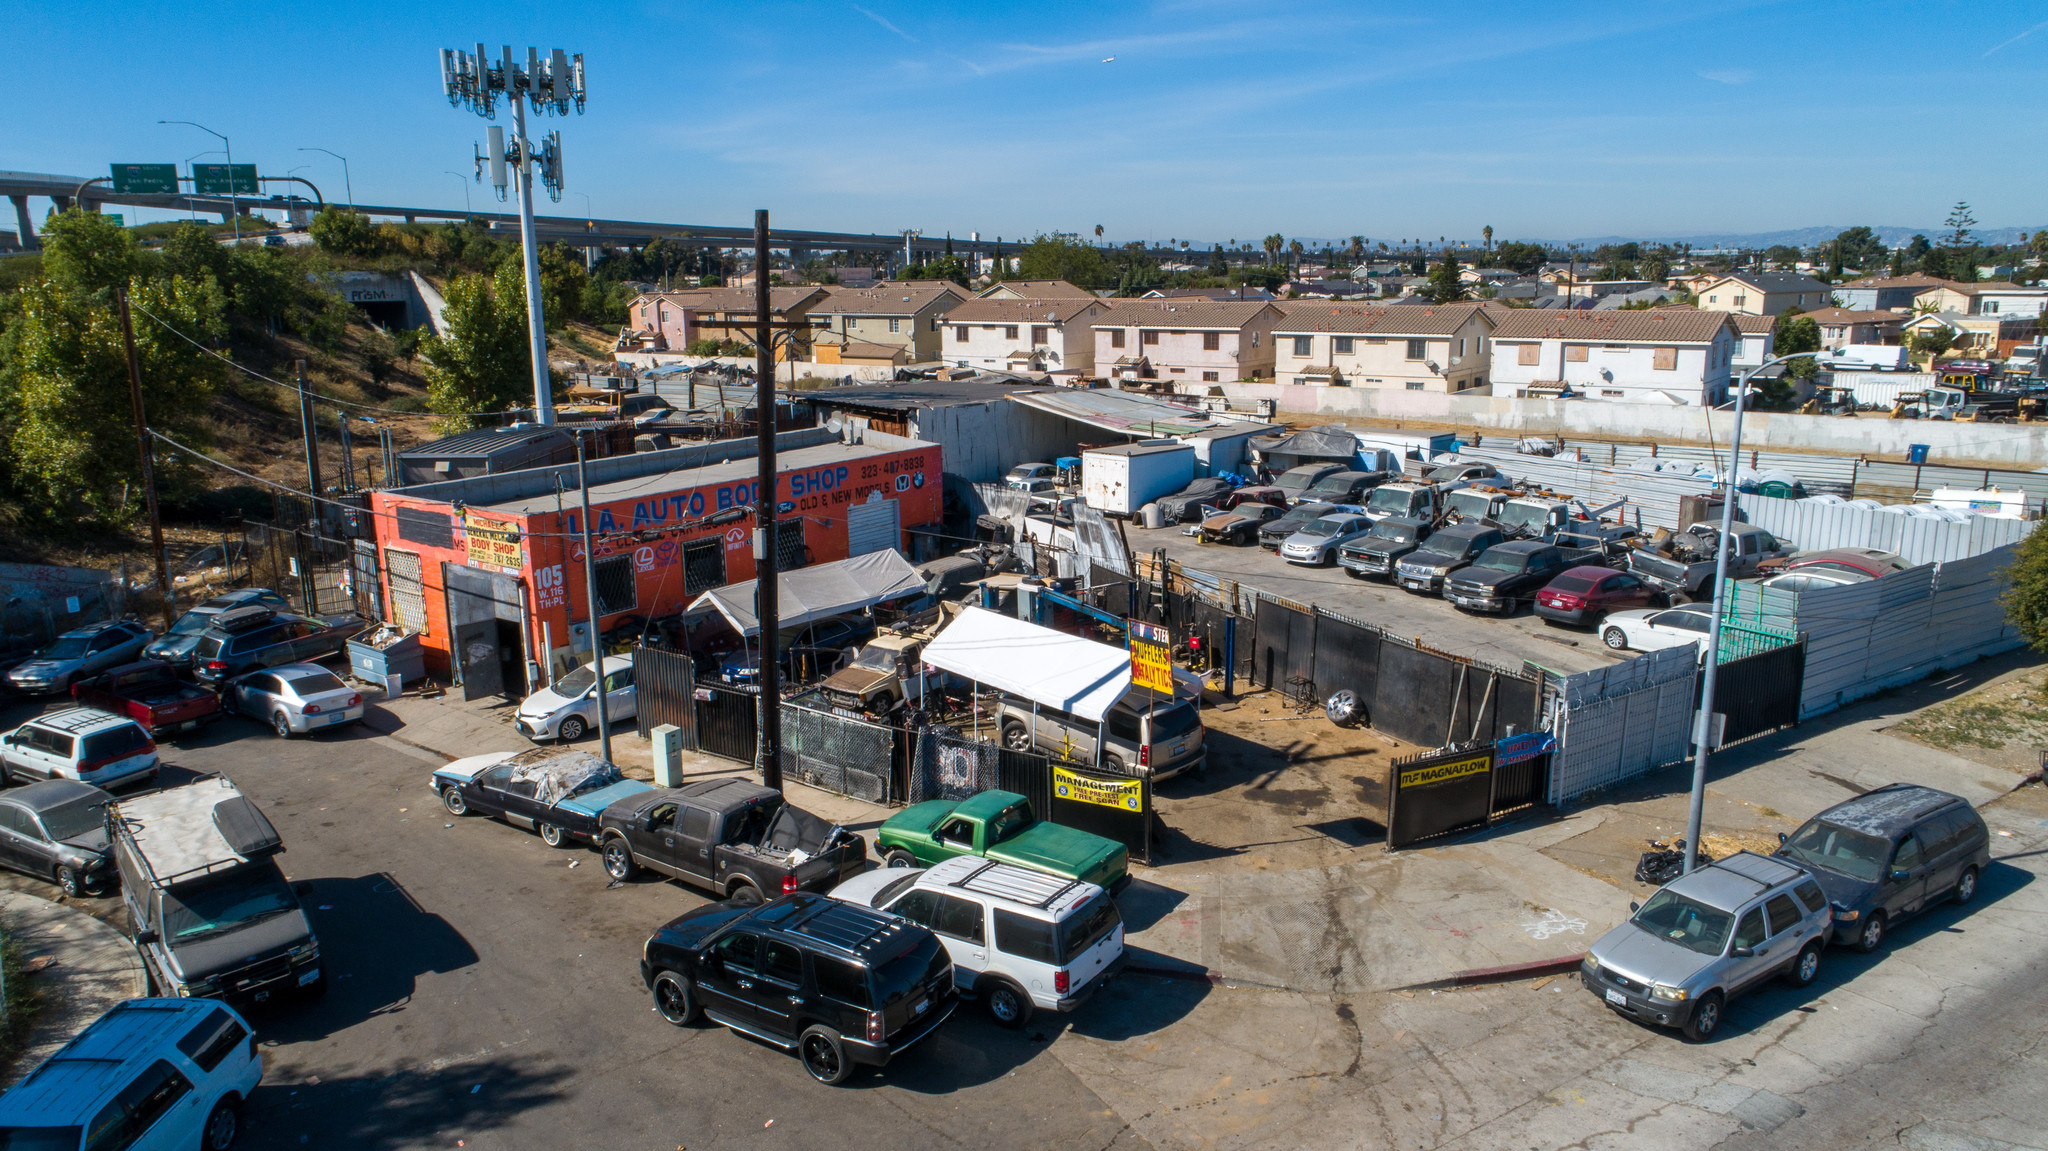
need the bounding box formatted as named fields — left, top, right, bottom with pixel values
left=996, top=694, right=1205, bottom=779
left=1581, top=851, right=1831, bottom=1041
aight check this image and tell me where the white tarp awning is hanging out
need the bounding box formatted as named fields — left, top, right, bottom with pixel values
left=920, top=606, right=1133, bottom=721
left=690, top=549, right=926, bottom=636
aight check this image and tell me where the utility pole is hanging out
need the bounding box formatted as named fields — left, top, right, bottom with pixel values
left=295, top=360, right=323, bottom=519
left=754, top=209, right=782, bottom=793
left=575, top=435, right=612, bottom=762
left=116, top=288, right=176, bottom=634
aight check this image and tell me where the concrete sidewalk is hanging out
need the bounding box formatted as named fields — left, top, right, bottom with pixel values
left=0, top=892, right=148, bottom=1086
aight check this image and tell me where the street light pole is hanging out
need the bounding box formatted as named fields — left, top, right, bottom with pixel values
left=444, top=171, right=472, bottom=218
left=575, top=435, right=613, bottom=763
left=298, top=148, right=352, bottom=210
left=160, top=120, right=237, bottom=241
left=753, top=209, right=783, bottom=794
left=1683, top=350, right=1820, bottom=874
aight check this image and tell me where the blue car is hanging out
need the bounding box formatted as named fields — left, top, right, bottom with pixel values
left=144, top=588, right=291, bottom=670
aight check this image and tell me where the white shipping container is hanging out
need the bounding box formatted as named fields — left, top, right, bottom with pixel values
left=1082, top=443, right=1196, bottom=517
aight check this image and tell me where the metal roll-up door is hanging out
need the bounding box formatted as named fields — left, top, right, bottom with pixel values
left=847, top=494, right=900, bottom=557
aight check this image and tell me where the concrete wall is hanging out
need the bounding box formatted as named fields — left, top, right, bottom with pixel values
left=1203, top=381, right=2048, bottom=468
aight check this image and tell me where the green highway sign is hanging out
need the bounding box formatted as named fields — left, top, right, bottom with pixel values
left=106, top=214, right=124, bottom=227
left=110, top=163, right=178, bottom=195
left=192, top=163, right=259, bottom=195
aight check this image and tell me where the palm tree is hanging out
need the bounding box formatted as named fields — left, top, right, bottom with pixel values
left=1348, top=235, right=1365, bottom=263
left=1263, top=233, right=1284, bottom=266
left=1094, top=224, right=1105, bottom=246
left=1287, top=239, right=1305, bottom=271
left=1483, top=225, right=1493, bottom=250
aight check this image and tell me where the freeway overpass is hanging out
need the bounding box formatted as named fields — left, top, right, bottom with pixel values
left=0, top=168, right=992, bottom=261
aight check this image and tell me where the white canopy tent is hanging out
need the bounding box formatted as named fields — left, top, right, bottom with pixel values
left=689, top=549, right=927, bottom=637
left=919, top=606, right=1198, bottom=722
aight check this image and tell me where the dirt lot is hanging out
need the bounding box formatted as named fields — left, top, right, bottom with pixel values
left=1887, top=663, right=2048, bottom=776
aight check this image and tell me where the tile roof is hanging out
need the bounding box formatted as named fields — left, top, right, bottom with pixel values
left=940, top=297, right=1106, bottom=324
left=1917, top=280, right=2044, bottom=296
left=632, top=285, right=828, bottom=313
left=1089, top=299, right=1280, bottom=330
left=1794, top=308, right=1908, bottom=325
left=1273, top=300, right=1490, bottom=336
left=1728, top=313, right=1778, bottom=333
left=811, top=284, right=966, bottom=316
left=1489, top=308, right=1733, bottom=344
left=978, top=280, right=1097, bottom=299
left=1144, top=287, right=1276, bottom=301
left=1702, top=271, right=1831, bottom=294
left=1835, top=272, right=1951, bottom=290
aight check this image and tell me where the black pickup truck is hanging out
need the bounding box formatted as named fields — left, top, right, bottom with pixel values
left=595, top=778, right=867, bottom=902
left=1392, top=523, right=1507, bottom=594
left=1442, top=540, right=1607, bottom=614
left=1338, top=516, right=1433, bottom=579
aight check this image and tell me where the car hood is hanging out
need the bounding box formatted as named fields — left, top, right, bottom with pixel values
left=988, top=823, right=1121, bottom=877
left=146, top=635, right=202, bottom=659
left=1280, top=531, right=1329, bottom=550
left=554, top=779, right=655, bottom=819
left=821, top=666, right=892, bottom=694
left=1774, top=851, right=1876, bottom=909
left=167, top=907, right=316, bottom=983
left=434, top=752, right=513, bottom=786
left=1400, top=551, right=1460, bottom=569
left=1591, top=920, right=1716, bottom=987
left=9, top=659, right=76, bottom=679
left=1453, top=568, right=1520, bottom=589
left=57, top=828, right=112, bottom=857
left=1202, top=512, right=1253, bottom=529
left=517, top=686, right=579, bottom=719
left=1352, top=537, right=1414, bottom=556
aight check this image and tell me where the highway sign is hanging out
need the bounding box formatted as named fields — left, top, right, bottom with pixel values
left=110, top=164, right=178, bottom=195
left=105, top=214, right=124, bottom=227
left=192, top=163, right=259, bottom=195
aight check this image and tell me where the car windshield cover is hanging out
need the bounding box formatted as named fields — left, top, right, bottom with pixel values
left=1779, top=819, right=1890, bottom=882
left=1474, top=551, right=1528, bottom=573
left=162, top=864, right=298, bottom=943
left=39, top=797, right=107, bottom=840
left=285, top=671, right=347, bottom=694
left=1630, top=887, right=1734, bottom=956
left=1549, top=573, right=1598, bottom=593
left=851, top=647, right=896, bottom=671
left=553, top=666, right=598, bottom=695
left=1367, top=522, right=1416, bottom=543
left=0, top=1128, right=84, bottom=1151
left=871, top=933, right=949, bottom=1008
left=36, top=637, right=90, bottom=661
left=1058, top=894, right=1122, bottom=963
left=169, top=612, right=215, bottom=636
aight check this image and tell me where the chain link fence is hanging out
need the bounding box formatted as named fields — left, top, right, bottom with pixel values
left=783, top=695, right=897, bottom=805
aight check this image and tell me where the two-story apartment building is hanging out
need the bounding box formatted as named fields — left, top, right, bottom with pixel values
left=1911, top=280, right=2048, bottom=319
left=978, top=279, right=1095, bottom=300
left=622, top=285, right=832, bottom=359
left=1695, top=272, right=1831, bottom=315
left=1797, top=307, right=1906, bottom=348
left=1728, top=312, right=1778, bottom=369
left=940, top=296, right=1110, bottom=377
left=808, top=283, right=967, bottom=362
left=1090, top=299, right=1284, bottom=383
left=1829, top=272, right=1948, bottom=312
left=1490, top=309, right=1737, bottom=405
left=1268, top=301, right=1495, bottom=393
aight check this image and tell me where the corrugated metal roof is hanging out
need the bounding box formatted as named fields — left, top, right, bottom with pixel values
left=401, top=425, right=572, bottom=458
left=1008, top=389, right=1224, bottom=437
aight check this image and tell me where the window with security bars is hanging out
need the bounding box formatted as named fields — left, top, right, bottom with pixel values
left=593, top=554, right=637, bottom=616
left=682, top=538, right=726, bottom=595
left=777, top=520, right=808, bottom=569
left=384, top=548, right=428, bottom=635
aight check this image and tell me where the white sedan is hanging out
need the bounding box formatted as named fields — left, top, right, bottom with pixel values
left=1599, top=605, right=1714, bottom=654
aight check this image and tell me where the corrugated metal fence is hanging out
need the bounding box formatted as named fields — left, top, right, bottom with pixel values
left=1854, top=460, right=2048, bottom=515
left=1450, top=445, right=1718, bottom=531
left=1737, top=491, right=2034, bottom=566
left=1545, top=645, right=1699, bottom=803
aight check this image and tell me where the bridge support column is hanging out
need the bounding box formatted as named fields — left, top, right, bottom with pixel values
left=51, top=195, right=73, bottom=214
left=10, top=195, right=34, bottom=251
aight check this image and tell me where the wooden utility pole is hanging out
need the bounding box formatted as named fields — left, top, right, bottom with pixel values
left=116, top=288, right=177, bottom=633
left=754, top=209, right=782, bottom=793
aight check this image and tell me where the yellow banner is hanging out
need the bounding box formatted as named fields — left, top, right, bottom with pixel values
left=1054, top=766, right=1144, bottom=812
left=464, top=514, right=524, bottom=571
left=1398, top=754, right=1491, bottom=790
left=1129, top=638, right=1173, bottom=694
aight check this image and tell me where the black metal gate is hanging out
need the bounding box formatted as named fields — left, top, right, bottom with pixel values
left=1251, top=597, right=1313, bottom=690
left=1710, top=639, right=1807, bottom=745
left=1386, top=732, right=1555, bottom=850
left=694, top=682, right=759, bottom=762
left=633, top=646, right=698, bottom=748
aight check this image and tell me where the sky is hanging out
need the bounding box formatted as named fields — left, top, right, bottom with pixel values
left=12, top=0, right=2048, bottom=247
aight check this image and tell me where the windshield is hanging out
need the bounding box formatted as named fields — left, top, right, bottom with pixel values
left=1367, top=522, right=1417, bottom=543
left=1498, top=503, right=1552, bottom=532
left=1779, top=819, right=1890, bottom=882
left=1366, top=488, right=1416, bottom=515
left=1549, top=573, right=1598, bottom=593
left=1308, top=476, right=1357, bottom=497
left=1273, top=506, right=1327, bottom=529
left=170, top=611, right=215, bottom=636
left=39, top=797, right=107, bottom=840
left=553, top=666, right=598, bottom=695
left=285, top=671, right=347, bottom=694
left=1446, top=493, right=1493, bottom=517
left=1300, top=517, right=1349, bottom=538
left=35, top=636, right=90, bottom=661
left=1473, top=550, right=1528, bottom=573
left=162, top=864, right=299, bottom=944
left=852, top=647, right=897, bottom=671
left=1276, top=471, right=1323, bottom=493
left=1630, top=888, right=1735, bottom=956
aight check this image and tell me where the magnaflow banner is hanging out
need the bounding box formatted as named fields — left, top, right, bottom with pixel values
left=1387, top=744, right=1494, bottom=849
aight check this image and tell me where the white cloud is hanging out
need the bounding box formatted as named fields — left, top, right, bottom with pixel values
left=851, top=5, right=917, bottom=43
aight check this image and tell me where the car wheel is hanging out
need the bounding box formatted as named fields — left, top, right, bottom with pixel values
left=1785, top=942, right=1822, bottom=988
left=538, top=822, right=566, bottom=848
left=985, top=981, right=1034, bottom=1029
left=1000, top=721, right=1032, bottom=752
left=603, top=838, right=638, bottom=881
left=441, top=786, right=468, bottom=817
left=202, top=1096, right=241, bottom=1151
left=726, top=880, right=762, bottom=905
left=272, top=711, right=293, bottom=740
left=1106, top=755, right=1128, bottom=774
left=1681, top=991, right=1724, bottom=1042
left=1854, top=912, right=1886, bottom=953
left=651, top=971, right=699, bottom=1026
left=1602, top=627, right=1629, bottom=651
left=56, top=866, right=84, bottom=899
left=1665, top=591, right=1693, bottom=607
left=799, top=1026, right=854, bottom=1086
left=1952, top=865, right=1979, bottom=905
left=557, top=716, right=585, bottom=742
left=883, top=849, right=918, bottom=869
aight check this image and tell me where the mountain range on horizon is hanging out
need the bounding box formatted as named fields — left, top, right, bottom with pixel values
left=1262, top=225, right=2043, bottom=254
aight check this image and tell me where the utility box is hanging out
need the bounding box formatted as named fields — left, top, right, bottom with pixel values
left=652, top=723, right=683, bottom=787
left=1081, top=442, right=1196, bottom=517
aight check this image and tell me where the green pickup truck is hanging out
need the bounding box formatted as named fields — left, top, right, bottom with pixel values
left=876, top=790, right=1129, bottom=892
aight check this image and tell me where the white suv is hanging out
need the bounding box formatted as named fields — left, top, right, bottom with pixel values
left=0, top=707, right=160, bottom=789
left=0, top=997, right=262, bottom=1150
left=829, top=855, right=1125, bottom=1028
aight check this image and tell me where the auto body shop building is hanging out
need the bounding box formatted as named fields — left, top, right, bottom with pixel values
left=368, top=427, right=942, bottom=694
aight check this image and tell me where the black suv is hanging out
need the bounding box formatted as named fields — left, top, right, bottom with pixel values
left=641, top=893, right=957, bottom=1085
left=193, top=606, right=363, bottom=685
left=1773, top=783, right=1993, bottom=953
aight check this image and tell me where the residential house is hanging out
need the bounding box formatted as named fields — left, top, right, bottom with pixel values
left=1728, top=313, right=1778, bottom=369
left=1829, top=272, right=1949, bottom=312
left=1911, top=281, right=2048, bottom=319
left=1899, top=310, right=2039, bottom=358
left=1694, top=272, right=1831, bottom=315
left=1090, top=299, right=1284, bottom=384
left=623, top=285, right=831, bottom=358
left=978, top=279, right=1096, bottom=300
left=1591, top=287, right=1683, bottom=310
left=939, top=296, right=1110, bottom=377
left=1269, top=301, right=1495, bottom=393
left=1796, top=308, right=1907, bottom=348
left=1489, top=308, right=1737, bottom=405
left=1143, top=286, right=1278, bottom=302
left=808, top=283, right=967, bottom=362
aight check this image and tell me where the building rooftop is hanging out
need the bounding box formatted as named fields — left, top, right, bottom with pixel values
left=1703, top=271, right=1832, bottom=295
left=1491, top=307, right=1734, bottom=344
left=941, top=297, right=1106, bottom=324
left=811, top=284, right=967, bottom=316
left=801, top=377, right=1052, bottom=413
left=1273, top=300, right=1490, bottom=336
left=484, top=439, right=912, bottom=515
left=1089, top=299, right=1280, bottom=329
left=978, top=279, right=1097, bottom=299
left=399, top=424, right=573, bottom=458
left=632, top=285, right=828, bottom=314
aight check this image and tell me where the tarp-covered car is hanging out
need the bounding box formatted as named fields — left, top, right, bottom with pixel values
left=433, top=747, right=653, bottom=847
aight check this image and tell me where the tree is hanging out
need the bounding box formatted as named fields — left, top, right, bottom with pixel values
left=1639, top=249, right=1671, bottom=282
left=901, top=254, right=971, bottom=287
left=309, top=207, right=376, bottom=257
left=1262, top=234, right=1284, bottom=266
left=1919, top=247, right=1954, bottom=280
left=37, top=210, right=139, bottom=298
left=1348, top=235, right=1365, bottom=263
left=1094, top=224, right=1104, bottom=246
left=1764, top=244, right=1800, bottom=267
left=1015, top=233, right=1110, bottom=289
left=1207, top=247, right=1228, bottom=277
left=1909, top=327, right=1954, bottom=359
left=1942, top=201, right=1977, bottom=249
left=2032, top=230, right=2048, bottom=260
left=1483, top=224, right=1493, bottom=250
left=158, top=222, right=231, bottom=288
left=1426, top=248, right=1469, bottom=303
left=1287, top=239, right=1305, bottom=271
left=1774, top=313, right=1821, bottom=357
left=2001, top=521, right=2048, bottom=652
left=1832, top=226, right=1885, bottom=270
left=420, top=264, right=532, bottom=431
left=1491, top=241, right=1546, bottom=275
left=1408, top=250, right=1426, bottom=276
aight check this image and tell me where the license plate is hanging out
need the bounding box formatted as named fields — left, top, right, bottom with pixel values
left=253, top=990, right=271, bottom=1003
left=178, top=721, right=197, bottom=732
left=1605, top=989, right=1626, bottom=1006
left=913, top=997, right=928, bottom=1015
left=323, top=712, right=350, bottom=726
left=298, top=968, right=321, bottom=986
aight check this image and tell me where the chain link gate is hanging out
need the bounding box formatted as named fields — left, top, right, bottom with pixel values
left=783, top=697, right=896, bottom=804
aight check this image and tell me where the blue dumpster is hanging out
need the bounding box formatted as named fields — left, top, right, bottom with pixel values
left=1908, top=443, right=1930, bottom=465
left=348, top=629, right=425, bottom=688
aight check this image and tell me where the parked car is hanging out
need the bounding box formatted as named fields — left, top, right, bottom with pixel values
left=1005, top=462, right=1056, bottom=490
left=1274, top=463, right=1349, bottom=505
left=1580, top=851, right=1831, bottom=1041
left=0, top=708, right=159, bottom=790
left=995, top=692, right=1205, bottom=780
left=0, top=998, right=263, bottom=1151
left=1628, top=523, right=1789, bottom=602
left=1426, top=461, right=1506, bottom=486
left=597, top=778, right=867, bottom=901
left=514, top=655, right=635, bottom=742
left=1598, top=604, right=1713, bottom=653
left=192, top=607, right=364, bottom=686
left=1759, top=568, right=1869, bottom=594
left=226, top=663, right=365, bottom=739
left=1533, top=566, right=1656, bottom=627
left=433, top=746, right=653, bottom=848
left=1257, top=502, right=1363, bottom=549
left=1200, top=501, right=1288, bottom=545
left=1213, top=485, right=1289, bottom=512
left=143, top=588, right=291, bottom=669
left=877, top=789, right=1128, bottom=891
left=1780, top=548, right=1912, bottom=581
left=1443, top=540, right=1607, bottom=615
left=6, top=620, right=154, bottom=696
left=1393, top=522, right=1508, bottom=594
left=1154, top=477, right=1239, bottom=523
left=640, top=894, right=958, bottom=1085
left=717, top=616, right=876, bottom=686
left=1772, top=783, right=1990, bottom=953
left=0, top=778, right=118, bottom=897
left=1299, top=470, right=1391, bottom=506
left=829, top=856, right=1125, bottom=1028
left=1337, top=516, right=1433, bottom=579
left=71, top=659, right=222, bottom=738
left=1279, top=513, right=1376, bottom=566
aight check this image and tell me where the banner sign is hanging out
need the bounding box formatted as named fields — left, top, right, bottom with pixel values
left=1054, top=765, right=1144, bottom=812
left=463, top=513, right=524, bottom=571
left=1493, top=731, right=1556, bottom=767
left=1127, top=618, right=1172, bottom=694
left=1397, top=753, right=1491, bottom=790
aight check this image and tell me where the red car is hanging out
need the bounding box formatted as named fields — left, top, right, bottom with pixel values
left=1533, top=566, right=1654, bottom=627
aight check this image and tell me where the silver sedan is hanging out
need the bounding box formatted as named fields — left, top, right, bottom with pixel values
left=1279, top=513, right=1376, bottom=566
left=228, top=663, right=366, bottom=738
